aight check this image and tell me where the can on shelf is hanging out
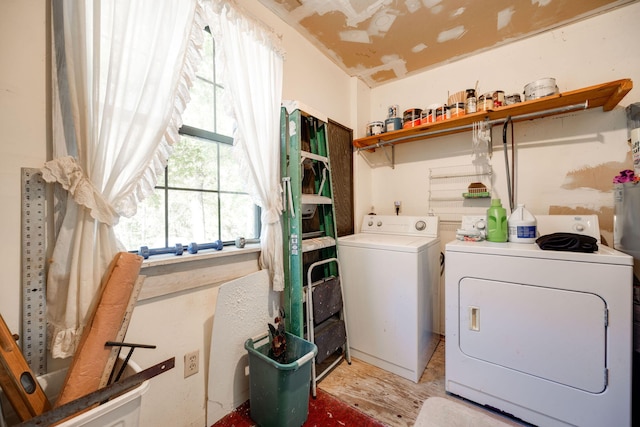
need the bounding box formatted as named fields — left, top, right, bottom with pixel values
left=493, top=90, right=505, bottom=107
left=435, top=105, right=450, bottom=122
left=403, top=108, right=422, bottom=128
left=478, top=93, right=494, bottom=112
left=505, top=93, right=522, bottom=105
left=465, top=96, right=477, bottom=114
left=366, top=121, right=385, bottom=136
left=524, top=77, right=559, bottom=100
left=450, top=102, right=466, bottom=118
left=385, top=117, right=402, bottom=132
left=420, top=109, right=431, bottom=125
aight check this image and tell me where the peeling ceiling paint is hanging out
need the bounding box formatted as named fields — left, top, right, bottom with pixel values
left=258, top=0, right=636, bottom=87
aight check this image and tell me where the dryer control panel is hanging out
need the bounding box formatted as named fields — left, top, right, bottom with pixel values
left=360, top=215, right=439, bottom=237
left=536, top=215, right=600, bottom=242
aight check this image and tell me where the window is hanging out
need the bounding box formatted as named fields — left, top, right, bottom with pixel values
left=115, top=28, right=260, bottom=253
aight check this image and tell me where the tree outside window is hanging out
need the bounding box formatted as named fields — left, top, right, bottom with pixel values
left=115, top=28, right=260, bottom=253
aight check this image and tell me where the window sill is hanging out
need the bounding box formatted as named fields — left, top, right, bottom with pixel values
left=137, top=243, right=262, bottom=301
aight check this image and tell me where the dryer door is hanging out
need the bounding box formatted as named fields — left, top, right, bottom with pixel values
left=458, top=278, right=607, bottom=393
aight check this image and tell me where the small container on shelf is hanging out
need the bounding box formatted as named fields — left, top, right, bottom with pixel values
left=505, top=93, right=522, bottom=105
left=449, top=103, right=466, bottom=118
left=366, top=121, right=384, bottom=136
left=385, top=117, right=402, bottom=132
left=403, top=108, right=422, bottom=129
left=477, top=93, right=494, bottom=112
left=435, top=105, right=450, bottom=122
left=493, top=90, right=505, bottom=107
left=420, top=109, right=431, bottom=125
left=465, top=96, right=477, bottom=114
left=462, top=182, right=490, bottom=198
left=385, top=105, right=403, bottom=132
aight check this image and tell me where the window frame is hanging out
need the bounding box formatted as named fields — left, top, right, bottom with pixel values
left=115, top=27, right=261, bottom=254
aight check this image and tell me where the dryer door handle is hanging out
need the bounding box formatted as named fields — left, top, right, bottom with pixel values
left=469, top=306, right=480, bottom=331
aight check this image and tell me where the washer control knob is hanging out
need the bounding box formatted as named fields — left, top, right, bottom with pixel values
left=377, top=221, right=383, bottom=227
left=368, top=220, right=373, bottom=226
left=476, top=219, right=486, bottom=230
left=415, top=220, right=427, bottom=231
left=575, top=224, right=585, bottom=232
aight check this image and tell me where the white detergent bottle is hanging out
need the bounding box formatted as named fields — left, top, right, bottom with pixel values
left=508, top=204, right=537, bottom=243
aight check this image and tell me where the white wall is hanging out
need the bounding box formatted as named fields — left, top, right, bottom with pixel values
left=358, top=2, right=640, bottom=334
left=0, top=0, right=48, bottom=334
left=0, top=1, right=352, bottom=426
left=236, top=0, right=354, bottom=129
left=362, top=2, right=639, bottom=219
left=3, top=0, right=639, bottom=425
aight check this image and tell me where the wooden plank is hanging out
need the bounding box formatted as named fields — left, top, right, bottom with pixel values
left=55, top=252, right=143, bottom=408
left=0, top=314, right=51, bottom=421
left=603, top=78, right=633, bottom=111
left=99, top=275, right=146, bottom=387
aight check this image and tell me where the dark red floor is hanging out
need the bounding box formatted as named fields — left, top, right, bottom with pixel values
left=211, top=388, right=385, bottom=427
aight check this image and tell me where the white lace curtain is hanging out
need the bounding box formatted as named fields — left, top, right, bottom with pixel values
left=204, top=1, right=286, bottom=290
left=44, top=0, right=204, bottom=358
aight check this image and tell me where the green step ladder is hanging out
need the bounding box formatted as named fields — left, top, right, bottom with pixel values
left=280, top=105, right=351, bottom=396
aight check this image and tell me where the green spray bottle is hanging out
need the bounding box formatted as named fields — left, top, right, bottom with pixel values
left=486, top=198, right=508, bottom=242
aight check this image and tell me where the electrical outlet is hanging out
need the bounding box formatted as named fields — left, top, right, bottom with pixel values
left=184, top=350, right=199, bottom=378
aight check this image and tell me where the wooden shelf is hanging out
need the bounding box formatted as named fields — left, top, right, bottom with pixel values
left=354, top=78, right=633, bottom=150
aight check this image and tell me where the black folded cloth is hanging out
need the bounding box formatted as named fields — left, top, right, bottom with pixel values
left=536, top=232, right=598, bottom=253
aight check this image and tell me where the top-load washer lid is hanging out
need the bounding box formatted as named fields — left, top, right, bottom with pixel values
left=338, top=233, right=439, bottom=253
left=338, top=215, right=440, bottom=253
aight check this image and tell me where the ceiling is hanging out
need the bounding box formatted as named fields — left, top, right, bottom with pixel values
left=258, top=0, right=635, bottom=87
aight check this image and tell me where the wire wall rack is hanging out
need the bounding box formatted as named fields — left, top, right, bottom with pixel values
left=428, top=164, right=493, bottom=222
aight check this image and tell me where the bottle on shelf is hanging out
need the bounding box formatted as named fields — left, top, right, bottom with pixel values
left=508, top=204, right=538, bottom=243
left=486, top=198, right=508, bottom=242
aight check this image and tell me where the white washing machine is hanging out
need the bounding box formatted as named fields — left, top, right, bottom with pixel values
left=445, top=215, right=633, bottom=427
left=338, top=215, right=441, bottom=383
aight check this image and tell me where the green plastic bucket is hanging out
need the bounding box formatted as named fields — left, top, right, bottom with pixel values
left=244, top=332, right=317, bottom=427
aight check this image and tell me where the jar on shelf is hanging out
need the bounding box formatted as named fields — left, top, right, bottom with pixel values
left=493, top=90, right=505, bottom=107
left=449, top=102, right=466, bottom=118
left=403, top=108, right=422, bottom=129
left=418, top=109, right=427, bottom=125
left=385, top=116, right=402, bottom=132
left=465, top=89, right=477, bottom=114
left=478, top=93, right=494, bottom=112
left=435, top=105, right=450, bottom=122
left=505, top=93, right=522, bottom=105
left=366, top=121, right=385, bottom=136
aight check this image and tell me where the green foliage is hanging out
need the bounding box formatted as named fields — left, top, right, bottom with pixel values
left=113, top=26, right=259, bottom=252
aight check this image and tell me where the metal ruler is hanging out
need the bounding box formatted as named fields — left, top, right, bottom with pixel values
left=20, top=168, right=47, bottom=375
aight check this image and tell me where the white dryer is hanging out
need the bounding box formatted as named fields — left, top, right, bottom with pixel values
left=445, top=215, right=633, bottom=427
left=338, top=215, right=441, bottom=383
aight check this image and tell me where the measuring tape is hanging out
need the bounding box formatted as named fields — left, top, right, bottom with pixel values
left=20, top=168, right=47, bottom=375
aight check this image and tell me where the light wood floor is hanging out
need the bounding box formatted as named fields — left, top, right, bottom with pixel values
left=318, top=337, right=528, bottom=427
